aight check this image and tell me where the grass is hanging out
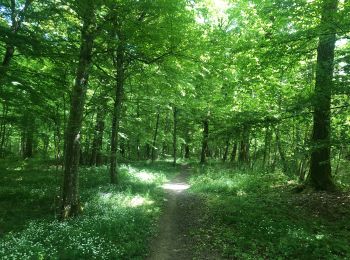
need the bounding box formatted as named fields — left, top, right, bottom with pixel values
left=0, top=159, right=180, bottom=259
left=189, top=164, right=350, bottom=259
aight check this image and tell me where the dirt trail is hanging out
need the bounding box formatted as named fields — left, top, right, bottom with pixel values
left=147, top=165, right=217, bottom=260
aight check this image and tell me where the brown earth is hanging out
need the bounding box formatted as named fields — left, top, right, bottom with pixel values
left=147, top=165, right=219, bottom=260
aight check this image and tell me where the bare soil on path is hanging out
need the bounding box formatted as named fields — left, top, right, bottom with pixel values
left=147, top=165, right=219, bottom=260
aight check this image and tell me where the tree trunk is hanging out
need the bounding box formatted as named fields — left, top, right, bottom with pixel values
left=275, top=127, right=288, bottom=174
left=110, top=41, right=125, bottom=184
left=151, top=111, right=160, bottom=163
left=184, top=143, right=190, bottom=159
left=1, top=0, right=31, bottom=69
left=173, top=107, right=177, bottom=166
left=90, top=98, right=106, bottom=166
left=230, top=142, right=238, bottom=163
left=262, top=125, right=271, bottom=168
left=200, top=118, right=209, bottom=164
left=309, top=0, right=338, bottom=191
left=61, top=6, right=96, bottom=219
left=222, top=137, right=230, bottom=162
left=239, top=125, right=250, bottom=164
left=0, top=102, right=9, bottom=158
left=24, top=127, right=33, bottom=158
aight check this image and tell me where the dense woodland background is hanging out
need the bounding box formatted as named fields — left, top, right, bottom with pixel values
left=0, top=0, right=350, bottom=259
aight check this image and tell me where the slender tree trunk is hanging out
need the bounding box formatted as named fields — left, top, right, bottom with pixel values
left=173, top=107, right=177, bottom=166
left=263, top=125, right=271, bottom=168
left=0, top=1, right=32, bottom=156
left=239, top=125, right=250, bottom=164
left=90, top=99, right=106, bottom=166
left=61, top=6, right=96, bottom=219
left=145, top=143, right=151, bottom=159
left=184, top=143, right=190, bottom=159
left=275, top=127, right=288, bottom=174
left=222, top=137, right=230, bottom=162
left=136, top=102, right=141, bottom=160
left=230, top=142, right=238, bottom=163
left=1, top=0, right=31, bottom=69
left=200, top=118, right=209, bottom=164
left=334, top=145, right=343, bottom=175
left=110, top=41, right=125, bottom=184
left=309, top=0, right=338, bottom=190
left=24, top=126, right=33, bottom=158
left=251, top=136, right=258, bottom=169
left=0, top=102, right=9, bottom=157
left=151, top=111, right=160, bottom=163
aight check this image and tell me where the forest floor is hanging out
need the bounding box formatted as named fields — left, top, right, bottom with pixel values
left=147, top=165, right=219, bottom=260
left=1, top=159, right=350, bottom=259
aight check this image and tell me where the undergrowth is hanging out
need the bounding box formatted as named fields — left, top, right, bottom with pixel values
left=189, top=165, right=350, bottom=259
left=0, top=159, right=179, bottom=259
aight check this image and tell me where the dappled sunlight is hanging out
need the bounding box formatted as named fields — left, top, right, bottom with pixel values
left=97, top=192, right=154, bottom=208
left=129, top=196, right=154, bottom=207
left=134, top=171, right=157, bottom=183
left=162, top=183, right=190, bottom=192
left=120, top=165, right=164, bottom=184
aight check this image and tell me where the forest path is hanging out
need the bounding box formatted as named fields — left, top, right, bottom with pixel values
left=147, top=164, right=218, bottom=260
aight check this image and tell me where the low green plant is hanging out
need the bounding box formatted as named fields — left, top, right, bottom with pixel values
left=0, top=159, right=177, bottom=259
left=189, top=165, right=350, bottom=259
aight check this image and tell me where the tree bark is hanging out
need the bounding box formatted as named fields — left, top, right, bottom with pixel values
left=173, top=106, right=177, bottom=166
left=1, top=0, right=32, bottom=69
left=200, top=118, right=209, bottom=164
left=230, top=142, right=238, bottom=163
left=61, top=5, right=96, bottom=219
left=275, top=127, right=289, bottom=174
left=222, top=137, right=230, bottom=162
left=90, top=98, right=106, bottom=166
left=239, top=125, right=250, bottom=164
left=184, top=143, right=190, bottom=159
left=110, top=41, right=125, bottom=184
left=309, top=0, right=338, bottom=191
left=151, top=111, right=160, bottom=163
left=262, top=125, right=271, bottom=168
left=0, top=102, right=9, bottom=157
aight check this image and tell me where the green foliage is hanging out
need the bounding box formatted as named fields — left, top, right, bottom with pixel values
left=189, top=165, right=350, bottom=259
left=0, top=160, right=177, bottom=259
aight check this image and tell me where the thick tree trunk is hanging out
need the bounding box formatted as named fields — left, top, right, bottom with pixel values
left=200, top=118, right=209, bottom=164
left=151, top=111, right=160, bottom=163
left=61, top=7, right=95, bottom=219
left=110, top=41, right=125, bottom=184
left=173, top=107, right=177, bottom=166
left=309, top=0, right=338, bottom=191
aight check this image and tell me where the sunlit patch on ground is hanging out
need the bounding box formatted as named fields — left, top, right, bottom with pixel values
left=121, top=165, right=163, bottom=183
left=162, top=183, right=190, bottom=192
left=129, top=196, right=154, bottom=207
left=98, top=192, right=154, bottom=208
